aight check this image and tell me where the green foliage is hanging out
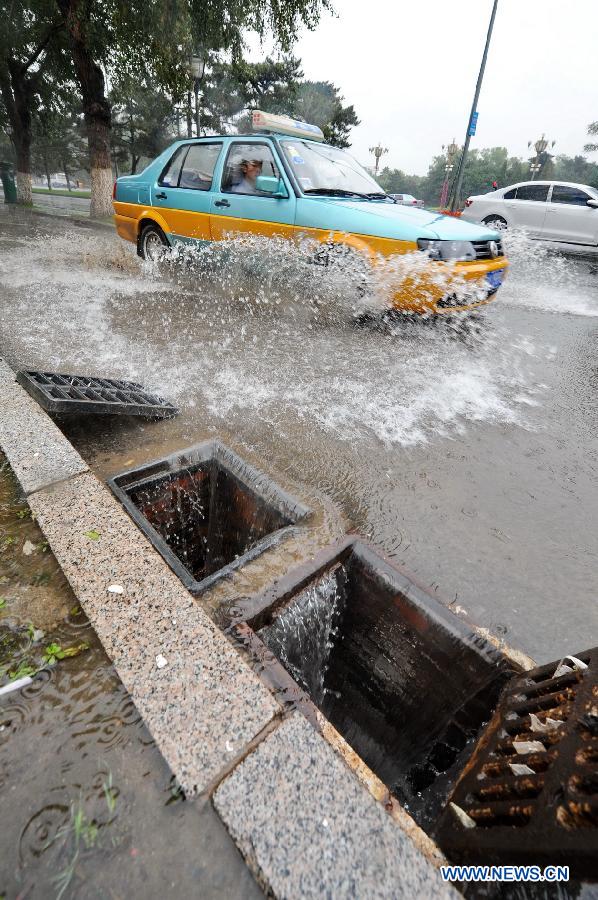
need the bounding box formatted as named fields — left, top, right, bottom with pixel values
left=43, top=641, right=89, bottom=665
left=584, top=120, right=598, bottom=154
left=110, top=75, right=179, bottom=173
left=294, top=81, right=359, bottom=148
left=83, top=529, right=101, bottom=540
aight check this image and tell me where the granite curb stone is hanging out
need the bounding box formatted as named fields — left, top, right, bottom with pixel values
left=27, top=471, right=280, bottom=794
left=0, top=357, right=88, bottom=494
left=214, top=713, right=459, bottom=899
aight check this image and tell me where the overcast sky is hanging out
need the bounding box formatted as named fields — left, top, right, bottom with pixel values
left=248, top=0, right=598, bottom=174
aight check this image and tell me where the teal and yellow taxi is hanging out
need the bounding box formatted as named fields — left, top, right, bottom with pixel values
left=113, top=111, right=507, bottom=314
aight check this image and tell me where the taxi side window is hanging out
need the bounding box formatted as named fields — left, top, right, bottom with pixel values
left=158, top=146, right=188, bottom=187
left=221, top=142, right=280, bottom=195
left=179, top=143, right=222, bottom=191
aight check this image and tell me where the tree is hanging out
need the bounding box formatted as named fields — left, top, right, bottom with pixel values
left=584, top=121, right=598, bottom=155
left=31, top=102, right=87, bottom=189
left=293, top=81, right=358, bottom=148
left=0, top=0, right=66, bottom=203
left=553, top=154, right=598, bottom=189
left=110, top=77, right=177, bottom=174
left=53, top=0, right=332, bottom=217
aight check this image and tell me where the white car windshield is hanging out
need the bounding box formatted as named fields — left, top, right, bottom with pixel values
left=281, top=140, right=385, bottom=197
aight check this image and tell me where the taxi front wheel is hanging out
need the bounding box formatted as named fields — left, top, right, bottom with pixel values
left=138, top=223, right=169, bottom=260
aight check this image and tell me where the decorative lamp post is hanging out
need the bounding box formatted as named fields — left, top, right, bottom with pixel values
left=190, top=51, right=207, bottom=138
left=369, top=144, right=388, bottom=176
left=528, top=134, right=556, bottom=180
left=440, top=139, right=459, bottom=208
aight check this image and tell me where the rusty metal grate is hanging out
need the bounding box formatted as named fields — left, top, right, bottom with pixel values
left=16, top=370, right=178, bottom=418
left=434, top=648, right=598, bottom=879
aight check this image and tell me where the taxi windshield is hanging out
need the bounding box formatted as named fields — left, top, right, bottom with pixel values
left=280, top=140, right=384, bottom=197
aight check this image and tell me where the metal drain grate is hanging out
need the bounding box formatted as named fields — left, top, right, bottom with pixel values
left=434, top=647, right=598, bottom=879
left=16, top=370, right=178, bottom=418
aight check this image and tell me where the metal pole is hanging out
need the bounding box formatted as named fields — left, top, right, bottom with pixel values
left=186, top=90, right=192, bottom=138
left=194, top=80, right=200, bottom=137
left=449, top=0, right=499, bottom=212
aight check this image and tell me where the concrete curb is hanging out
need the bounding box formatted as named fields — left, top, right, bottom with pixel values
left=0, top=359, right=458, bottom=898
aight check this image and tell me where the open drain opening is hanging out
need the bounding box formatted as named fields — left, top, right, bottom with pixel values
left=108, top=441, right=310, bottom=594
left=237, top=539, right=513, bottom=833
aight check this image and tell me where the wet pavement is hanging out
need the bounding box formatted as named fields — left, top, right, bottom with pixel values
left=0, top=451, right=261, bottom=898
left=0, top=206, right=596, bottom=664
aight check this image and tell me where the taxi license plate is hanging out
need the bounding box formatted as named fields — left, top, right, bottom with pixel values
left=485, top=268, right=505, bottom=290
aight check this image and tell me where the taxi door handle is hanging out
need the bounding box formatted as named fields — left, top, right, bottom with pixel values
left=214, top=198, right=230, bottom=208
left=155, top=191, right=167, bottom=199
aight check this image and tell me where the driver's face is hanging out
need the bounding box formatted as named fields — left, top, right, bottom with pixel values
left=245, top=159, right=262, bottom=178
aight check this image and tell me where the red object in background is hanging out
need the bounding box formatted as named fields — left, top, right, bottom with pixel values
left=112, top=181, right=117, bottom=199
left=492, top=180, right=498, bottom=189
left=464, top=199, right=473, bottom=207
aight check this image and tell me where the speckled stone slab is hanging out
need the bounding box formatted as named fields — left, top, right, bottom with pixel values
left=28, top=471, right=280, bottom=794
left=214, top=714, right=458, bottom=899
left=0, top=357, right=88, bottom=494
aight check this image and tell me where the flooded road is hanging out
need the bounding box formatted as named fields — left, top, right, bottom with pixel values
left=0, top=207, right=596, bottom=663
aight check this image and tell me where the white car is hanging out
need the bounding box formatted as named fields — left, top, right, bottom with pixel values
left=462, top=181, right=598, bottom=246
left=389, top=193, right=425, bottom=208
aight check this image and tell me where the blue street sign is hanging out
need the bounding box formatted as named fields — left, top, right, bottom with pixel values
left=468, top=111, right=479, bottom=137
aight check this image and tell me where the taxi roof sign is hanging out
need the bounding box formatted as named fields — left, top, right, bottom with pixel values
left=251, top=110, right=324, bottom=142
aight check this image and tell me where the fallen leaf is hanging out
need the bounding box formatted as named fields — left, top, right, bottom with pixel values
left=84, top=529, right=101, bottom=541
left=22, top=540, right=36, bottom=556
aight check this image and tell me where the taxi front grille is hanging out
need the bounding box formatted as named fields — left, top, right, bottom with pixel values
left=472, top=239, right=504, bottom=260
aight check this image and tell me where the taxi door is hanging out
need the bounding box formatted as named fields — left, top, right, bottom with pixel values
left=209, top=139, right=296, bottom=240
left=150, top=141, right=224, bottom=242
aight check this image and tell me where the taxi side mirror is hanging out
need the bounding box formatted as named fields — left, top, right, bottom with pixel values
left=256, top=175, right=288, bottom=198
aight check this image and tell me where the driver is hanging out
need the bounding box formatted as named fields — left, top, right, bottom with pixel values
left=232, top=157, right=263, bottom=194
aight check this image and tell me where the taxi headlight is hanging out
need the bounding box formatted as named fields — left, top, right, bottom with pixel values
left=417, top=239, right=476, bottom=261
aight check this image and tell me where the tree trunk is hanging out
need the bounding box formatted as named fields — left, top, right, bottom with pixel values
left=44, top=154, right=51, bottom=191
left=62, top=157, right=72, bottom=191
left=0, top=63, right=33, bottom=205
left=58, top=0, right=113, bottom=217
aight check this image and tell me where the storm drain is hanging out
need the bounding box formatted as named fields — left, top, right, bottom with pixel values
left=108, top=441, right=311, bottom=594
left=231, top=538, right=515, bottom=831
left=434, top=648, right=598, bottom=879
left=16, top=370, right=178, bottom=418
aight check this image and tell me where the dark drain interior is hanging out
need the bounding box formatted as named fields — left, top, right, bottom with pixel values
left=108, top=441, right=310, bottom=593
left=236, top=539, right=514, bottom=831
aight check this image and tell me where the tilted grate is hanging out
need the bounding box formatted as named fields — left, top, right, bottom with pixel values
left=16, top=370, right=178, bottom=418
left=434, top=647, right=598, bottom=879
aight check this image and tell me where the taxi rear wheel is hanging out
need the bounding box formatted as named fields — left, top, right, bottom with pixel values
left=138, top=223, right=169, bottom=261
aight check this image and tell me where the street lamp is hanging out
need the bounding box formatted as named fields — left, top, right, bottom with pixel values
left=527, top=134, right=556, bottom=180
left=369, top=143, right=388, bottom=176
left=190, top=50, right=207, bottom=138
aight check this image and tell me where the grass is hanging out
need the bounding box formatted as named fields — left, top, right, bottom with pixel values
left=32, top=187, right=91, bottom=199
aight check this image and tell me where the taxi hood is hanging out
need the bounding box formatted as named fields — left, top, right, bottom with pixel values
left=296, top=197, right=500, bottom=242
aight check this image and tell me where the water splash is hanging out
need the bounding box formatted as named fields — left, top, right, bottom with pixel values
left=259, top=568, right=343, bottom=706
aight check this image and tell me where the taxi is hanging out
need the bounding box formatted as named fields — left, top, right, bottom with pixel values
left=113, top=111, right=508, bottom=314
